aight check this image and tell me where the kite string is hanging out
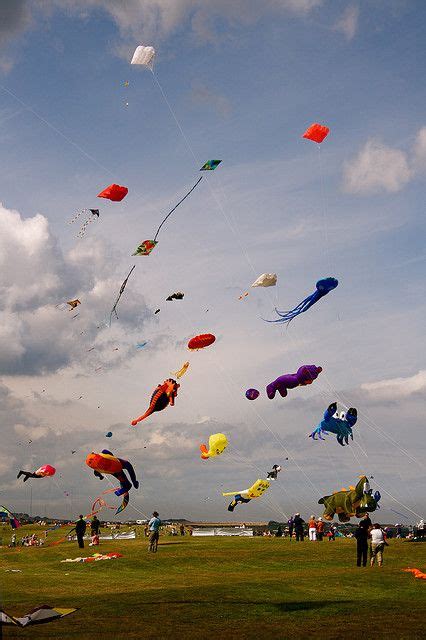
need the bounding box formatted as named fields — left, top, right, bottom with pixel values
left=153, top=176, right=203, bottom=242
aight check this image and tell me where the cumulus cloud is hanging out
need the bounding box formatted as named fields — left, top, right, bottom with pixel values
left=0, top=202, right=150, bottom=375
left=333, top=5, right=359, bottom=41
left=343, top=139, right=411, bottom=194
left=361, top=370, right=426, bottom=400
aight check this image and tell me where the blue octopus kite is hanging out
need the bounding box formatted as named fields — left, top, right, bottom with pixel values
left=309, top=402, right=357, bottom=446
left=265, top=277, right=338, bottom=324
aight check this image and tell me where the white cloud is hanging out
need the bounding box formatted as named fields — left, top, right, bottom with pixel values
left=361, top=370, right=426, bottom=400
left=412, top=125, right=426, bottom=172
left=343, top=139, right=411, bottom=194
left=333, top=5, right=359, bottom=41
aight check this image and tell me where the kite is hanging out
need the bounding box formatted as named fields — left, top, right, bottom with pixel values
left=267, top=464, right=283, bottom=480
left=252, top=273, right=277, bottom=288
left=238, top=292, right=249, bottom=300
left=166, top=292, right=184, bottom=301
left=109, top=265, right=136, bottom=324
left=97, top=184, right=128, bottom=202
left=0, top=606, right=77, bottom=627
left=172, top=361, right=190, bottom=379
left=105, top=432, right=113, bottom=438
left=318, top=476, right=381, bottom=522
left=154, top=308, right=161, bottom=314
left=245, top=388, right=260, bottom=400
left=188, top=333, right=216, bottom=350
left=265, top=278, right=338, bottom=324
left=133, top=176, right=203, bottom=256
left=0, top=505, right=21, bottom=529
left=68, top=208, right=100, bottom=238
left=124, top=81, right=129, bottom=87
left=402, top=568, right=426, bottom=581
left=131, top=378, right=180, bottom=425
left=62, top=552, right=123, bottom=563
left=131, top=45, right=156, bottom=69
left=223, top=479, right=270, bottom=512
left=136, top=341, right=148, bottom=349
left=67, top=299, right=81, bottom=310
left=17, top=464, right=56, bottom=482
left=86, top=449, right=139, bottom=514
left=200, top=433, right=228, bottom=460
left=200, top=160, right=222, bottom=171
left=266, top=365, right=322, bottom=399
left=309, top=402, right=357, bottom=446
left=302, top=123, right=330, bottom=144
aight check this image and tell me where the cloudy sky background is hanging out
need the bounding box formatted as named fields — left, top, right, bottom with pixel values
left=0, top=0, right=425, bottom=523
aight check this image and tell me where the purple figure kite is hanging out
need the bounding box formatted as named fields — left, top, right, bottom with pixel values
left=266, top=365, right=322, bottom=399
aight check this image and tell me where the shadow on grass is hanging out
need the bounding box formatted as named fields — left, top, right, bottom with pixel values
left=130, top=600, right=352, bottom=611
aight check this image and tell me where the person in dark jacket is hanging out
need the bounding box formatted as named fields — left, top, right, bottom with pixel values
left=288, top=517, right=294, bottom=539
left=75, top=515, right=86, bottom=549
left=354, top=520, right=369, bottom=566
left=293, top=513, right=305, bottom=541
left=90, top=515, right=100, bottom=536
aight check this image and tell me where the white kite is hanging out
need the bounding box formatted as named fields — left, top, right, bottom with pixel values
left=251, top=273, right=277, bottom=288
left=131, top=45, right=156, bottom=69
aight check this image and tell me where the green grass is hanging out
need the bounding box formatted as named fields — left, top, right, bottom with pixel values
left=1, top=525, right=426, bottom=639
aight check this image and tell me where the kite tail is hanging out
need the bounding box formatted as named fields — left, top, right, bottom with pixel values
left=131, top=406, right=155, bottom=426
left=200, top=444, right=209, bottom=460
left=269, top=291, right=321, bottom=323
left=115, top=493, right=129, bottom=515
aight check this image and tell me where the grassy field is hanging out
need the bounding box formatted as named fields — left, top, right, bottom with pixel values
left=1, top=525, right=425, bottom=639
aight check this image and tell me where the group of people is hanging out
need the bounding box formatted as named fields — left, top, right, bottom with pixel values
left=287, top=514, right=330, bottom=541
left=9, top=532, right=45, bottom=547
left=73, top=514, right=100, bottom=548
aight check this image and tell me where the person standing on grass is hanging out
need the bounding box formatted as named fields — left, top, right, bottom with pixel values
left=293, top=513, right=305, bottom=541
left=148, top=511, right=161, bottom=552
left=91, top=515, right=100, bottom=536
left=287, top=516, right=294, bottom=539
left=370, top=523, right=388, bottom=567
left=354, top=520, right=369, bottom=567
left=308, top=515, right=317, bottom=541
left=75, top=515, right=86, bottom=549
left=316, top=517, right=324, bottom=541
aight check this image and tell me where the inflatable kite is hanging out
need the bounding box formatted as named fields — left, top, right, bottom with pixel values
left=200, top=160, right=221, bottom=171
left=86, top=450, right=139, bottom=514
left=133, top=239, right=157, bottom=256
left=131, top=45, right=156, bottom=69
left=105, top=432, right=113, bottom=438
left=252, top=273, right=277, bottom=288
left=266, top=365, right=322, bottom=399
left=309, top=402, right=357, bottom=446
left=402, top=568, right=426, bottom=581
left=188, top=334, right=216, bottom=350
left=17, top=465, right=56, bottom=482
left=0, top=505, right=21, bottom=529
left=245, top=388, right=260, bottom=400
left=172, top=361, right=190, bottom=379
left=200, top=433, right=228, bottom=460
left=223, top=479, right=270, bottom=512
left=266, top=464, right=283, bottom=480
left=131, top=378, right=180, bottom=425
left=97, top=184, right=128, bottom=202
left=318, top=476, right=381, bottom=522
left=302, top=123, right=330, bottom=143
left=265, top=278, right=338, bottom=324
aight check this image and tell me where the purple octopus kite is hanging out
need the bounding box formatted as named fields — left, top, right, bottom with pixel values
left=266, top=365, right=322, bottom=399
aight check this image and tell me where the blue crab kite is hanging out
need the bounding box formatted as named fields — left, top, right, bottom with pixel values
left=309, top=402, right=357, bottom=446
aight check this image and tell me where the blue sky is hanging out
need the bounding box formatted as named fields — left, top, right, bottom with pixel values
left=0, top=1, right=425, bottom=524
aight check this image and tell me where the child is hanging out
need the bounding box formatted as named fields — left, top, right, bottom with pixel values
left=90, top=532, right=100, bottom=546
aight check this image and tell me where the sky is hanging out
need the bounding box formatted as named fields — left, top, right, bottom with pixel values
left=0, top=0, right=425, bottom=524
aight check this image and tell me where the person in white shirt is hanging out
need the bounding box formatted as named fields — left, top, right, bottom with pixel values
left=370, top=523, right=388, bottom=567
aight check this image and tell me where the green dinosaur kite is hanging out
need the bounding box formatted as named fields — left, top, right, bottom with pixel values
left=318, top=475, right=381, bottom=523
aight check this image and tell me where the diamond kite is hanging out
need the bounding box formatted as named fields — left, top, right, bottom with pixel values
left=200, top=160, right=222, bottom=171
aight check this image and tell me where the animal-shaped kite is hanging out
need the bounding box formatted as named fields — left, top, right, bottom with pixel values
left=131, top=378, right=180, bottom=425
left=265, top=278, right=338, bottom=324
left=200, top=433, right=228, bottom=460
left=97, top=184, right=128, bottom=202
left=318, top=475, right=381, bottom=522
left=267, top=464, right=283, bottom=480
left=133, top=239, right=157, bottom=256
left=266, top=365, right=322, bottom=399
left=85, top=450, right=139, bottom=514
left=172, top=361, right=190, bottom=379
left=67, top=299, right=81, bottom=310
left=17, top=465, right=56, bottom=482
left=223, top=479, right=270, bottom=512
left=188, top=334, right=216, bottom=350
left=302, top=123, right=330, bottom=144
left=309, top=402, right=357, bottom=446
left=252, top=273, right=277, bottom=288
